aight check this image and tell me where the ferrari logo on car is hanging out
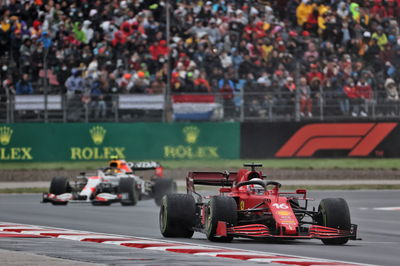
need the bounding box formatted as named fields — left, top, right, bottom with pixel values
left=90, top=126, right=106, bottom=145
left=0, top=126, right=13, bottom=145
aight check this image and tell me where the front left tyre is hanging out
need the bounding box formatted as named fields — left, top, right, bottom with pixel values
left=49, top=176, right=70, bottom=205
left=205, top=196, right=237, bottom=242
left=119, top=178, right=139, bottom=206
left=317, top=198, right=351, bottom=245
left=159, top=194, right=196, bottom=238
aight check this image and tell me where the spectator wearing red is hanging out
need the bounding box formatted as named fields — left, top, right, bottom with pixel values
left=306, top=64, right=324, bottom=85
left=370, top=0, right=388, bottom=19
left=343, top=78, right=360, bottom=117
left=356, top=76, right=373, bottom=116
left=149, top=40, right=168, bottom=61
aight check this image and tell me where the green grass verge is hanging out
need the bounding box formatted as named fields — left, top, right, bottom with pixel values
left=1, top=158, right=400, bottom=170
left=1, top=184, right=400, bottom=194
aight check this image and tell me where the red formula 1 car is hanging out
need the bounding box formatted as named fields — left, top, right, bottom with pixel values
left=159, top=163, right=358, bottom=245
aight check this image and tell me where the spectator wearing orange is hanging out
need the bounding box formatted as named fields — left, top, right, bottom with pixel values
left=194, top=72, right=211, bottom=93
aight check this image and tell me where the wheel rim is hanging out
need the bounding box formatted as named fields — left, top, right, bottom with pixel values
left=206, top=204, right=213, bottom=235
left=160, top=203, right=167, bottom=232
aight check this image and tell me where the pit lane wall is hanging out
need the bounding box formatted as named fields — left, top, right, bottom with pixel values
left=241, top=122, right=400, bottom=158
left=0, top=123, right=240, bottom=161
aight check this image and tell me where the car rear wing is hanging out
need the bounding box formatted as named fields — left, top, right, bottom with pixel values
left=187, top=171, right=238, bottom=189
left=127, top=161, right=163, bottom=177
left=127, top=161, right=161, bottom=170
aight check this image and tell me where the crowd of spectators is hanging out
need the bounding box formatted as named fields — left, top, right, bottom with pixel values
left=1, top=0, right=400, bottom=120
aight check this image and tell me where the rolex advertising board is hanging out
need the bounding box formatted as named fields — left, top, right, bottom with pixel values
left=0, top=123, right=239, bottom=162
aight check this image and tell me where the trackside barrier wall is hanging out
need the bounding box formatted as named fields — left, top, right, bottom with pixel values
left=0, top=123, right=240, bottom=161
left=240, top=122, right=400, bottom=158
left=2, top=121, right=400, bottom=162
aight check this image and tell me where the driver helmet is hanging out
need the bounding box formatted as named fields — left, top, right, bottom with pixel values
left=247, top=177, right=265, bottom=195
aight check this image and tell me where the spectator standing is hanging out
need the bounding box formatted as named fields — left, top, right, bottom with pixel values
left=281, top=76, right=296, bottom=117
left=384, top=78, right=399, bottom=116
left=356, top=76, right=373, bottom=117
left=298, top=76, right=312, bottom=117
left=218, top=72, right=236, bottom=119
left=15, top=73, right=33, bottom=94
left=343, top=78, right=360, bottom=117
left=65, top=69, right=84, bottom=98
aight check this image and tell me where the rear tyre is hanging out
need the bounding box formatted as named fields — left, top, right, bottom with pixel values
left=206, top=196, right=237, bottom=242
left=159, top=194, right=196, bottom=238
left=119, top=178, right=139, bottom=206
left=153, top=178, right=176, bottom=206
left=317, top=198, right=351, bottom=245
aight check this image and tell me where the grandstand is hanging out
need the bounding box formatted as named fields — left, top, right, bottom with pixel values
left=0, top=0, right=399, bottom=123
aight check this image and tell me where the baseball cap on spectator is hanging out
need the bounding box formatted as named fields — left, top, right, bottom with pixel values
left=363, top=31, right=371, bottom=38
left=206, top=1, right=212, bottom=6
left=124, top=73, right=132, bottom=80
left=302, top=31, right=310, bottom=37
left=137, top=71, right=145, bottom=78
left=89, top=9, right=97, bottom=17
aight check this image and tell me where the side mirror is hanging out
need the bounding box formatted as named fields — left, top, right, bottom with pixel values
left=220, top=187, right=232, bottom=193
left=296, top=189, right=307, bottom=195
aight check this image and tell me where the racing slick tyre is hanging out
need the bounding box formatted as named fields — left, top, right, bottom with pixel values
left=317, top=198, right=351, bottom=245
left=159, top=194, right=196, bottom=238
left=153, top=178, right=176, bottom=206
left=206, top=196, right=237, bottom=242
left=49, top=176, right=70, bottom=205
left=119, top=178, right=139, bottom=206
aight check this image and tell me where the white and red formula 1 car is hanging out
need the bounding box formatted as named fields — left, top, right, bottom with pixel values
left=42, top=159, right=176, bottom=206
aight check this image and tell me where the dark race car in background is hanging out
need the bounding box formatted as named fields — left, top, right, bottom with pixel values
left=42, top=159, right=176, bottom=206
left=159, top=163, right=359, bottom=245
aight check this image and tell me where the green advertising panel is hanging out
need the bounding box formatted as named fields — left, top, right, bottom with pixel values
left=0, top=123, right=239, bottom=161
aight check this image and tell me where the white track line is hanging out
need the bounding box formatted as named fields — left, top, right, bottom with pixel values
left=0, top=221, right=372, bottom=266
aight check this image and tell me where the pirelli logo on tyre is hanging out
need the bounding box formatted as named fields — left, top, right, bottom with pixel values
left=275, top=123, right=398, bottom=157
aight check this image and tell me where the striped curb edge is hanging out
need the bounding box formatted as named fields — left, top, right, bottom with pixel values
left=0, top=222, right=371, bottom=266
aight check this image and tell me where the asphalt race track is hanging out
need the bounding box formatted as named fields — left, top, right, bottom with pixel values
left=0, top=190, right=399, bottom=266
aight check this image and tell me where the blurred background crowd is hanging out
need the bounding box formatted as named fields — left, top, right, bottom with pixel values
left=1, top=0, right=400, bottom=120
